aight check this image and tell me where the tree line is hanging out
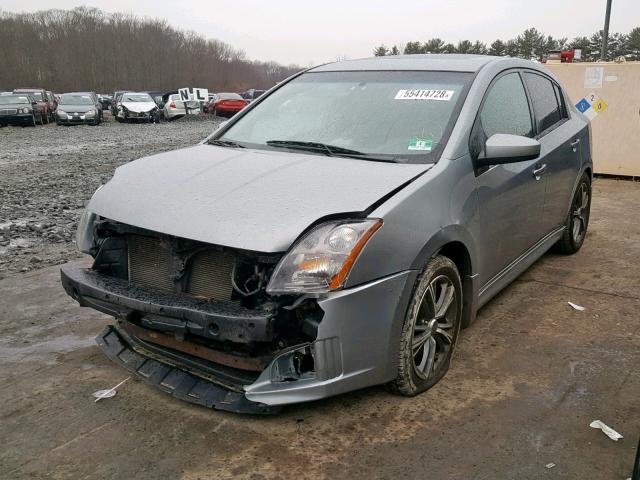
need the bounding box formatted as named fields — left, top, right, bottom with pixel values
left=374, top=27, right=640, bottom=61
left=0, top=7, right=301, bottom=94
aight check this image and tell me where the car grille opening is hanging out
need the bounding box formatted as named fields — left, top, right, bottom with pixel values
left=127, top=235, right=235, bottom=301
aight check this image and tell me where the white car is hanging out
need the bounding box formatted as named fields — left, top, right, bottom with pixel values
left=162, top=94, right=200, bottom=120
left=115, top=92, right=160, bottom=123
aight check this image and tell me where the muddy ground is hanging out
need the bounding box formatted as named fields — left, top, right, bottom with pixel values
left=0, top=121, right=639, bottom=479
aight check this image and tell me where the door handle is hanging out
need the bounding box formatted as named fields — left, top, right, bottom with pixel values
left=570, top=138, right=580, bottom=152
left=533, top=164, right=547, bottom=180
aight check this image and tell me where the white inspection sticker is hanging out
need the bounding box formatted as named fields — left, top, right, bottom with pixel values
left=395, top=89, right=454, bottom=101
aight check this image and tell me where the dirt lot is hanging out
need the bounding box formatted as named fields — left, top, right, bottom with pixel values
left=0, top=121, right=639, bottom=479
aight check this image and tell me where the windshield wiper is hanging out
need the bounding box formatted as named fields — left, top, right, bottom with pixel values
left=208, top=139, right=246, bottom=148
left=265, top=140, right=396, bottom=162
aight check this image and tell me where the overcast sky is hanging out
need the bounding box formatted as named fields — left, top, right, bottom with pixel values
left=2, top=0, right=639, bottom=65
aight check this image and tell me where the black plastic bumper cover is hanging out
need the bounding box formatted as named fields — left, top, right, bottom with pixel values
left=97, top=325, right=279, bottom=414
left=60, top=263, right=275, bottom=344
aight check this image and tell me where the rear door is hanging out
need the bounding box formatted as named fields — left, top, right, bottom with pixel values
left=473, top=70, right=547, bottom=285
left=522, top=71, right=583, bottom=232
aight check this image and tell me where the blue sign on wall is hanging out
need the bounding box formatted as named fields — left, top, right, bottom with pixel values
left=575, top=98, right=591, bottom=113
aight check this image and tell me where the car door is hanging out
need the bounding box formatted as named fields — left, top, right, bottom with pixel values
left=472, top=70, right=547, bottom=285
left=522, top=71, right=583, bottom=233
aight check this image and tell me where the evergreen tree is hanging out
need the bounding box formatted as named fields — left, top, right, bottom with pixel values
left=373, top=45, right=389, bottom=56
left=403, top=41, right=423, bottom=54
left=628, top=27, right=640, bottom=60
left=488, top=39, right=506, bottom=56
left=455, top=40, right=473, bottom=53
left=470, top=40, right=487, bottom=54
left=423, top=38, right=445, bottom=53
left=516, top=27, right=546, bottom=59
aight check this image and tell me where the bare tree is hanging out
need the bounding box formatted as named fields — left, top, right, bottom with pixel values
left=0, top=7, right=301, bottom=93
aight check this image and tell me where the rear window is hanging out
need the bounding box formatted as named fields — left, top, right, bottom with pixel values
left=216, top=93, right=242, bottom=100
left=217, top=93, right=243, bottom=100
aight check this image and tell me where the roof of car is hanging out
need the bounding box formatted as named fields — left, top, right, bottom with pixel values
left=310, top=54, right=511, bottom=73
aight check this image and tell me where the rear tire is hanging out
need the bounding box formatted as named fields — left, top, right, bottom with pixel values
left=388, top=255, right=463, bottom=396
left=553, top=173, right=591, bottom=254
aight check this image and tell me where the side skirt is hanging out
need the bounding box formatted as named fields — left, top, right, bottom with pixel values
left=478, top=227, right=565, bottom=308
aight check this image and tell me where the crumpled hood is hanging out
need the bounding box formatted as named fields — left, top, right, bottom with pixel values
left=121, top=101, right=156, bottom=113
left=88, top=145, right=430, bottom=252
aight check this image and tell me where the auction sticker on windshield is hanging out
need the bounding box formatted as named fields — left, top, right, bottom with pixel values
left=395, top=89, right=454, bottom=101
left=408, top=137, right=433, bottom=151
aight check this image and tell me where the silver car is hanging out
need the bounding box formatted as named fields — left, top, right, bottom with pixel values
left=61, top=55, right=592, bottom=414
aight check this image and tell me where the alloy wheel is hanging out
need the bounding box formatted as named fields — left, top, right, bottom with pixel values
left=571, top=183, right=590, bottom=244
left=411, top=274, right=458, bottom=380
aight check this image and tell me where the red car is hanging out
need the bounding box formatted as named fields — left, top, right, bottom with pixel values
left=13, top=88, right=53, bottom=123
left=206, top=93, right=247, bottom=117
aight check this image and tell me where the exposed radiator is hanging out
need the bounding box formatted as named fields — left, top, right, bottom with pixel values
left=127, top=235, right=235, bottom=301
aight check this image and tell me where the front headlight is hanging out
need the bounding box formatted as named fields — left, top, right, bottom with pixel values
left=22, top=108, right=31, bottom=114
left=86, top=109, right=96, bottom=116
left=57, top=109, right=66, bottom=115
left=76, top=209, right=98, bottom=254
left=266, top=219, right=382, bottom=295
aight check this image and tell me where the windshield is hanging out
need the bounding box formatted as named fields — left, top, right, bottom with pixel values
left=16, top=91, right=42, bottom=101
left=218, top=71, right=471, bottom=163
left=0, top=95, right=29, bottom=105
left=60, top=94, right=94, bottom=105
left=122, top=93, right=153, bottom=102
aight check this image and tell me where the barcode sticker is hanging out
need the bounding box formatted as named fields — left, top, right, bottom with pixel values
left=395, top=89, right=454, bottom=101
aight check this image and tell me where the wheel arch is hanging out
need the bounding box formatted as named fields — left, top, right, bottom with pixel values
left=409, top=225, right=479, bottom=328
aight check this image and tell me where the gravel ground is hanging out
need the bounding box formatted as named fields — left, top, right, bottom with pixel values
left=0, top=115, right=222, bottom=277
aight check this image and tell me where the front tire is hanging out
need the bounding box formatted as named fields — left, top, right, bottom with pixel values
left=553, top=173, right=591, bottom=254
left=388, top=255, right=462, bottom=396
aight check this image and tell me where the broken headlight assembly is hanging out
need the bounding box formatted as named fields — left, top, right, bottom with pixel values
left=76, top=208, right=98, bottom=254
left=266, top=219, right=382, bottom=295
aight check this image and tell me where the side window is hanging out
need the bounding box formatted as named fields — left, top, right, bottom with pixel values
left=553, top=83, right=568, bottom=119
left=479, top=72, right=533, bottom=139
left=523, top=72, right=562, bottom=133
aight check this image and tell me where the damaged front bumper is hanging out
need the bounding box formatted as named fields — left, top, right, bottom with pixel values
left=61, top=263, right=414, bottom=413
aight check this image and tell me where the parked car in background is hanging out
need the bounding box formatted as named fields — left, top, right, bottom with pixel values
left=161, top=93, right=199, bottom=120
left=110, top=90, right=127, bottom=116
left=45, top=91, right=57, bottom=116
left=144, top=91, right=164, bottom=107
left=205, top=93, right=247, bottom=117
left=0, top=93, right=46, bottom=126
left=13, top=88, right=52, bottom=123
left=56, top=92, right=102, bottom=126
left=115, top=92, right=160, bottom=123
left=240, top=89, right=266, bottom=104
left=98, top=94, right=112, bottom=111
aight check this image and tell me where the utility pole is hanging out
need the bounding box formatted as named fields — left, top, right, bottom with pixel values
left=601, top=0, right=612, bottom=61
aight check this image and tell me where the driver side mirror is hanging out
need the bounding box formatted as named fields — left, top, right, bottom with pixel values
left=475, top=134, right=541, bottom=168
